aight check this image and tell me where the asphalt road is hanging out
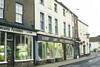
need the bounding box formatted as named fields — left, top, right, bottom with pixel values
left=61, top=55, right=100, bottom=67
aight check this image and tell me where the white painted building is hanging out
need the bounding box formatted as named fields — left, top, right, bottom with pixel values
left=90, top=36, right=100, bottom=51
left=34, top=0, right=76, bottom=63
left=78, top=20, right=90, bottom=56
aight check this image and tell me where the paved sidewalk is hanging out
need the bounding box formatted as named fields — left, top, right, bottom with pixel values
left=34, top=53, right=100, bottom=67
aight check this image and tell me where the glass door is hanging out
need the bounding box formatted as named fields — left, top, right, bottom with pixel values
left=7, top=33, right=14, bottom=67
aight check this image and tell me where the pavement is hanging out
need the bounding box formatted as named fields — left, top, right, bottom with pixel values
left=34, top=52, right=100, bottom=67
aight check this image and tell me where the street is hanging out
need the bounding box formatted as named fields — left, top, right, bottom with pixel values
left=61, top=54, right=100, bottom=67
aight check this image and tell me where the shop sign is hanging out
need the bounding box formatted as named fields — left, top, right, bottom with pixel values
left=38, top=35, right=59, bottom=42
left=0, top=25, right=36, bottom=35
left=38, top=34, right=73, bottom=43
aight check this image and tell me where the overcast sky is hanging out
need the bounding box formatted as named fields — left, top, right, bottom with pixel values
left=58, top=0, right=100, bottom=37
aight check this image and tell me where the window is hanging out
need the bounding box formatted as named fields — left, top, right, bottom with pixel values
left=0, top=0, right=4, bottom=18
left=0, top=32, right=5, bottom=62
left=54, top=3, right=57, bottom=12
left=63, top=9, right=65, bottom=16
left=40, top=12, right=45, bottom=31
left=64, top=22, right=66, bottom=36
left=38, top=42, right=46, bottom=59
left=55, top=19, right=58, bottom=34
left=48, top=16, right=52, bottom=33
left=16, top=3, right=23, bottom=23
left=40, top=0, right=44, bottom=5
left=15, top=34, right=33, bottom=60
left=68, top=24, right=71, bottom=37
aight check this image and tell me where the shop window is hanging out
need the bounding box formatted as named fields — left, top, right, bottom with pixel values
left=0, top=0, right=4, bottom=18
left=38, top=42, right=46, bottom=59
left=46, top=42, right=54, bottom=59
left=55, top=43, right=63, bottom=58
left=15, top=34, right=33, bottom=60
left=0, top=32, right=5, bottom=62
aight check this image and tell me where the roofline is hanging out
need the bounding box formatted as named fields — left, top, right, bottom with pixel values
left=78, top=19, right=88, bottom=26
left=55, top=0, right=78, bottom=18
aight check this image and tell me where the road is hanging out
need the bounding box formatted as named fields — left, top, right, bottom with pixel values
left=61, top=55, right=100, bottom=67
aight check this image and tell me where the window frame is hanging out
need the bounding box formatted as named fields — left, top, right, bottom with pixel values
left=54, top=3, right=57, bottom=13
left=55, top=19, right=58, bottom=34
left=68, top=24, right=71, bottom=37
left=48, top=16, right=52, bottom=34
left=63, top=22, right=66, bottom=37
left=16, top=3, right=23, bottom=23
left=40, top=12, right=45, bottom=31
left=40, top=0, right=44, bottom=5
left=0, top=0, right=4, bottom=18
left=15, top=34, right=33, bottom=61
left=63, top=9, right=66, bottom=16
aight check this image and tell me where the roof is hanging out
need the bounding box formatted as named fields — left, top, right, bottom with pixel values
left=55, top=0, right=78, bottom=18
left=90, top=36, right=100, bottom=42
left=78, top=19, right=88, bottom=27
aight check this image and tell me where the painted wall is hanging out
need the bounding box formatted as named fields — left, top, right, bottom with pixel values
left=78, top=20, right=90, bottom=55
left=34, top=0, right=74, bottom=38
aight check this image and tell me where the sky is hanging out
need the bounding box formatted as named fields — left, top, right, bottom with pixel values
left=58, top=0, right=100, bottom=37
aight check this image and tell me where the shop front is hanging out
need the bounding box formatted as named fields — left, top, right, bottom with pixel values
left=0, top=25, right=36, bottom=67
left=35, top=34, right=74, bottom=64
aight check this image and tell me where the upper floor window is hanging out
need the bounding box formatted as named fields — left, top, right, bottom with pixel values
left=40, top=0, right=44, bottom=5
left=63, top=9, right=65, bottom=16
left=0, top=0, right=4, bottom=18
left=16, top=3, right=23, bottom=23
left=40, top=12, right=45, bottom=31
left=68, top=24, right=71, bottom=37
left=54, top=3, right=57, bottom=12
left=63, top=22, right=66, bottom=36
left=48, top=16, right=52, bottom=33
left=55, top=19, right=58, bottom=34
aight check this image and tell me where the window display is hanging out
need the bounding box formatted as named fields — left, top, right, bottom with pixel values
left=0, top=32, right=5, bottom=61
left=46, top=42, right=55, bottom=59
left=38, top=42, right=46, bottom=59
left=15, top=34, right=33, bottom=60
left=54, top=43, right=63, bottom=58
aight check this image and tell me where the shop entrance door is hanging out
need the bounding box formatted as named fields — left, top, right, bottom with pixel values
left=7, top=33, right=14, bottom=67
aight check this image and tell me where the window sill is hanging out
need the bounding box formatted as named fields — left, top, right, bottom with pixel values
left=15, top=59, right=34, bottom=62
left=0, top=61, right=7, bottom=64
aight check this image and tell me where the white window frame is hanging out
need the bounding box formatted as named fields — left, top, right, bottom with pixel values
left=55, top=19, right=58, bottom=34
left=48, top=16, right=52, bottom=33
left=0, top=0, right=4, bottom=18
left=40, top=12, right=45, bottom=31
left=16, top=3, right=23, bottom=23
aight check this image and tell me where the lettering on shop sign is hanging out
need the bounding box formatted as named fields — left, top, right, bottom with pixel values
left=59, top=39, right=64, bottom=42
left=0, top=26, right=11, bottom=31
left=64, top=40, right=70, bottom=43
left=41, top=36, right=49, bottom=41
left=53, top=38, right=59, bottom=42
left=13, top=28, right=23, bottom=32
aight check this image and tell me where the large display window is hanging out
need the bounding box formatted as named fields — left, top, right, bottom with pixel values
left=66, top=44, right=74, bottom=58
left=38, top=42, right=46, bottom=60
left=46, top=42, right=55, bottom=59
left=54, top=43, right=63, bottom=58
left=0, top=32, right=5, bottom=62
left=15, top=34, right=33, bottom=60
left=38, top=41, right=63, bottom=60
